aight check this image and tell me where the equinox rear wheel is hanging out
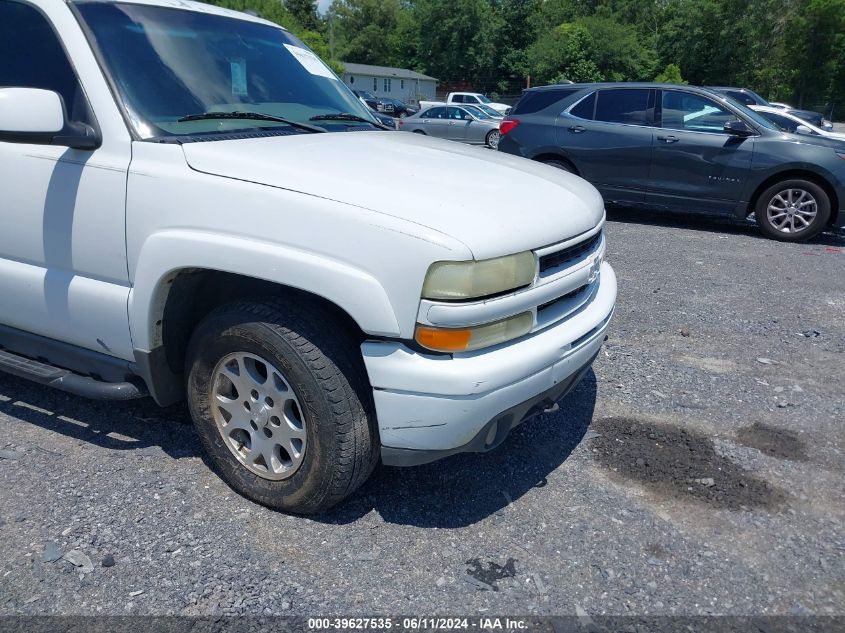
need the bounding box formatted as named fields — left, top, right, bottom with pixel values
left=755, top=179, right=830, bottom=241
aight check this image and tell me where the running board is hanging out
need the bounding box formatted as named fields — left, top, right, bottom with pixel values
left=0, top=348, right=145, bottom=400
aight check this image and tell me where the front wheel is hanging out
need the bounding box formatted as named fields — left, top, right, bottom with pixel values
left=185, top=298, right=379, bottom=514
left=485, top=129, right=501, bottom=149
left=755, top=179, right=830, bottom=241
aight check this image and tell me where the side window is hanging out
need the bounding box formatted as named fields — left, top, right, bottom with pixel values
left=512, top=89, right=577, bottom=115
left=594, top=89, right=650, bottom=126
left=0, top=0, right=89, bottom=123
left=428, top=107, right=447, bottom=119
left=467, top=95, right=480, bottom=104
left=569, top=92, right=596, bottom=120
left=661, top=91, right=738, bottom=133
left=447, top=107, right=467, bottom=120
left=452, top=95, right=464, bottom=103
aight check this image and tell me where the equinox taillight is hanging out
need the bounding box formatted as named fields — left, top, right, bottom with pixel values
left=499, top=119, right=519, bottom=135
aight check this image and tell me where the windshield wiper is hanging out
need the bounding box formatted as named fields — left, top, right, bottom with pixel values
left=177, top=111, right=325, bottom=133
left=309, top=112, right=392, bottom=130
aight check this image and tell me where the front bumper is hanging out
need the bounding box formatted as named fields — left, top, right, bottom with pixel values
left=361, top=261, right=617, bottom=465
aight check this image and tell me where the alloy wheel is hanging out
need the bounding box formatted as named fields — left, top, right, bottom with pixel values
left=211, top=352, right=306, bottom=480
left=766, top=188, right=818, bottom=234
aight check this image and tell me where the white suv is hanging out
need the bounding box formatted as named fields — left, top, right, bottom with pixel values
left=0, top=0, right=616, bottom=513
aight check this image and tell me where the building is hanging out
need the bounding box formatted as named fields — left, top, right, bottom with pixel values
left=340, top=62, right=437, bottom=105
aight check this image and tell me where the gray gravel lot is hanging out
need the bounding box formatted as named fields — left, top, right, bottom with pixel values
left=1, top=213, right=843, bottom=617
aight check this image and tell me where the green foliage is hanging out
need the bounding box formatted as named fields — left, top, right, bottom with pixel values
left=527, top=23, right=602, bottom=84
left=327, top=0, right=405, bottom=66
left=655, top=63, right=686, bottom=84
left=201, top=0, right=844, bottom=114
left=413, top=0, right=504, bottom=82
left=285, top=0, right=320, bottom=32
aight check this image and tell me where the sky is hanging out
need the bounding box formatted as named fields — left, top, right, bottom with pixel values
left=317, top=0, right=332, bottom=14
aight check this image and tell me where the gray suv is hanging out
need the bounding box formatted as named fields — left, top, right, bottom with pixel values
left=498, top=83, right=845, bottom=241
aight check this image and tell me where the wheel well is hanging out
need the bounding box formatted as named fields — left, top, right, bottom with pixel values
left=531, top=153, right=579, bottom=175
left=748, top=170, right=840, bottom=225
left=153, top=270, right=365, bottom=395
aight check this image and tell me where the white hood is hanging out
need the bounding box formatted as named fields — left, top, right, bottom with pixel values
left=181, top=131, right=604, bottom=260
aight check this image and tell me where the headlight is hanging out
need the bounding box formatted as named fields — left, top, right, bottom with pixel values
left=421, top=252, right=536, bottom=301
left=415, top=312, right=533, bottom=353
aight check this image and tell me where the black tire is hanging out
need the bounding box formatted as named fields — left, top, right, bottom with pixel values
left=541, top=158, right=574, bottom=173
left=755, top=179, right=830, bottom=242
left=185, top=298, right=379, bottom=514
left=412, top=129, right=426, bottom=135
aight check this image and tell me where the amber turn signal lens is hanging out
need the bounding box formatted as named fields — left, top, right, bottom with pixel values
left=414, top=326, right=473, bottom=352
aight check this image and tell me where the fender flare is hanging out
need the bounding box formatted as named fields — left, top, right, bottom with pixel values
left=128, top=230, right=401, bottom=351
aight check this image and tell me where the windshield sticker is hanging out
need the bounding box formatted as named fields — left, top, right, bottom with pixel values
left=230, top=59, right=248, bottom=96
left=283, top=44, right=337, bottom=80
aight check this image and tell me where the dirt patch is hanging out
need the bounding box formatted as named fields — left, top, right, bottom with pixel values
left=736, top=422, right=808, bottom=462
left=589, top=417, right=786, bottom=511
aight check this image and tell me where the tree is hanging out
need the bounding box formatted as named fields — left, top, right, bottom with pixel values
left=285, top=0, right=320, bottom=32
left=654, top=63, right=685, bottom=84
left=414, top=0, right=503, bottom=83
left=576, top=15, right=656, bottom=81
left=527, top=23, right=602, bottom=84
left=327, top=0, right=405, bottom=65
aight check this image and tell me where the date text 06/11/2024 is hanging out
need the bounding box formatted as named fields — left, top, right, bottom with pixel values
left=307, top=617, right=530, bottom=630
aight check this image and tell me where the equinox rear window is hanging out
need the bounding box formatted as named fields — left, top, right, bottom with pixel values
left=512, top=88, right=578, bottom=115
left=594, top=89, right=650, bottom=126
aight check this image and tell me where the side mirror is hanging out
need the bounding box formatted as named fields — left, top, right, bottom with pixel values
left=0, top=87, right=100, bottom=150
left=723, top=119, right=754, bottom=137
left=794, top=124, right=814, bottom=136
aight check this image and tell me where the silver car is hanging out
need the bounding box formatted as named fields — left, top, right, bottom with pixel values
left=400, top=105, right=501, bottom=148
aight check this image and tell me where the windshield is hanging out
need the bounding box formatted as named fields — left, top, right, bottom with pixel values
left=718, top=95, right=780, bottom=131
left=75, top=2, right=376, bottom=139
left=474, top=104, right=502, bottom=117
left=463, top=105, right=494, bottom=120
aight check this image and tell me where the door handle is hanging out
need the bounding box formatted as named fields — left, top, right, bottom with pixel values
left=568, top=125, right=586, bottom=133
left=657, top=135, right=679, bottom=143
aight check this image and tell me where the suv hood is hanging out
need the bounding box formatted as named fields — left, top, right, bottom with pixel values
left=181, top=131, right=604, bottom=260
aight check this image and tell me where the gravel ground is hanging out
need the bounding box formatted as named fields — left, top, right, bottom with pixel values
left=1, top=212, right=844, bottom=618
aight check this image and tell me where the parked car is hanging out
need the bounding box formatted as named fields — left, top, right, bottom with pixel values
left=400, top=105, right=502, bottom=148
left=443, top=92, right=511, bottom=115
left=498, top=82, right=845, bottom=241
left=750, top=105, right=845, bottom=142
left=379, top=98, right=418, bottom=118
left=352, top=89, right=389, bottom=112
left=707, top=87, right=832, bottom=131
left=420, top=100, right=505, bottom=120
left=0, top=0, right=615, bottom=513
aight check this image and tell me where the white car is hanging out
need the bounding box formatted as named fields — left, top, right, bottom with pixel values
left=0, top=0, right=615, bottom=514
left=750, top=105, right=845, bottom=141
left=444, top=92, right=511, bottom=114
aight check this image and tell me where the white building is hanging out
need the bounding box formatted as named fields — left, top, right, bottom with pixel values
left=340, top=62, right=437, bottom=105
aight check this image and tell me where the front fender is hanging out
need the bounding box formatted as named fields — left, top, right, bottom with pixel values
left=128, top=229, right=401, bottom=351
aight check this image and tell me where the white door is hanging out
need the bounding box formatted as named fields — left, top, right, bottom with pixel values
left=0, top=0, right=133, bottom=359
